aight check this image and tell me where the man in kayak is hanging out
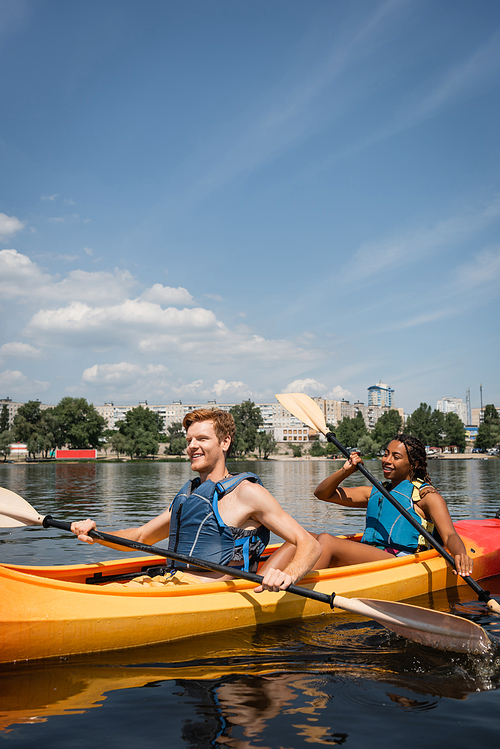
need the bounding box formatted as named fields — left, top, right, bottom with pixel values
left=71, top=408, right=320, bottom=592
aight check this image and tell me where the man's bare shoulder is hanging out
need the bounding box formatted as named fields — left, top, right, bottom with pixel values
left=232, top=476, right=275, bottom=506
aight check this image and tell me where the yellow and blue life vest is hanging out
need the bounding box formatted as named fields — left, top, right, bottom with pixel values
left=361, top=478, right=435, bottom=554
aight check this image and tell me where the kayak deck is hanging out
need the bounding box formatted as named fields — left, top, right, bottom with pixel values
left=1, top=519, right=499, bottom=663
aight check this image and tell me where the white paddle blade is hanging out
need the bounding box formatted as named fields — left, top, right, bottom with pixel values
left=275, top=393, right=328, bottom=434
left=334, top=595, right=492, bottom=655
left=0, top=487, right=44, bottom=528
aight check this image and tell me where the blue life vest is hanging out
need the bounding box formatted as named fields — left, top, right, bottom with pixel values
left=168, top=472, right=270, bottom=572
left=361, top=479, right=433, bottom=554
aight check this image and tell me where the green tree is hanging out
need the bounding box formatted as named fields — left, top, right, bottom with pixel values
left=39, top=408, right=64, bottom=455
left=110, top=431, right=129, bottom=459
left=291, top=444, right=303, bottom=458
left=442, top=412, right=466, bottom=452
left=406, top=403, right=444, bottom=446
left=309, top=440, right=325, bottom=457
left=336, top=411, right=367, bottom=449
left=0, top=430, right=12, bottom=462
left=118, top=405, right=162, bottom=458
left=357, top=433, right=381, bottom=457
left=229, top=401, right=263, bottom=457
left=12, top=400, right=43, bottom=443
left=165, top=422, right=187, bottom=456
left=372, top=410, right=403, bottom=446
left=255, top=431, right=278, bottom=459
left=475, top=405, right=500, bottom=450
left=0, top=405, right=9, bottom=433
left=53, top=397, right=106, bottom=448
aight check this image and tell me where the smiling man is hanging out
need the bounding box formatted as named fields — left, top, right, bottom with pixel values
left=71, top=408, right=320, bottom=592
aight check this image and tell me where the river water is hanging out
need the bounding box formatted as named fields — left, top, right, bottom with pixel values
left=1, top=458, right=500, bottom=748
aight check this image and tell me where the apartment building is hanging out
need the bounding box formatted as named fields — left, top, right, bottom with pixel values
left=436, top=396, right=467, bottom=425
left=312, top=396, right=404, bottom=433
left=367, top=381, right=394, bottom=408
left=0, top=397, right=53, bottom=428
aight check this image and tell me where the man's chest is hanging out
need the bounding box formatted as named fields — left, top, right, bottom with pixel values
left=216, top=489, right=258, bottom=530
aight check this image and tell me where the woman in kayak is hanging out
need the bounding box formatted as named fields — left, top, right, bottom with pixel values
left=269, top=434, right=474, bottom=576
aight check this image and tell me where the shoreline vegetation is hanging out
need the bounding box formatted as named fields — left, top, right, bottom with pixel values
left=2, top=452, right=498, bottom=466
left=2, top=398, right=498, bottom=464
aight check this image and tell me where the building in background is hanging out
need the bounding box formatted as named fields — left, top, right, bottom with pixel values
left=313, top=397, right=404, bottom=433
left=436, top=396, right=467, bottom=425
left=367, top=381, right=394, bottom=408
left=0, top=397, right=53, bottom=427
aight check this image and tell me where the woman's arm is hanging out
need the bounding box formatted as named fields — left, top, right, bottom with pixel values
left=314, top=453, right=371, bottom=507
left=418, top=489, right=474, bottom=576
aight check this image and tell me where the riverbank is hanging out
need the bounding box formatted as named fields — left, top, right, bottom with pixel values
left=429, top=453, right=499, bottom=460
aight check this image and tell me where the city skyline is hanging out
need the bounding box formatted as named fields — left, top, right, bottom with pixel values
left=1, top=2, right=499, bottom=413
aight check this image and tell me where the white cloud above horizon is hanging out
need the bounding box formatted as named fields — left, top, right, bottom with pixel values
left=0, top=213, right=24, bottom=241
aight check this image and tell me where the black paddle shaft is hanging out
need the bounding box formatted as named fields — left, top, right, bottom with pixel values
left=325, top=432, right=491, bottom=603
left=43, top=516, right=334, bottom=608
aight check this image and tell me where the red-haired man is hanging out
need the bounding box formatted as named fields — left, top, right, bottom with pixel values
left=72, top=408, right=320, bottom=592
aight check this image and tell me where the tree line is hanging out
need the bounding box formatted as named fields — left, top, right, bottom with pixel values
left=1, top=397, right=498, bottom=462
left=0, top=399, right=183, bottom=461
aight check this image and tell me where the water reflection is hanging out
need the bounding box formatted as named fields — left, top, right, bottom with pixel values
left=2, top=613, right=500, bottom=741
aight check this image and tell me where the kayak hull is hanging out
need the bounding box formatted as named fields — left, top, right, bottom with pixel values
left=1, top=519, right=499, bottom=663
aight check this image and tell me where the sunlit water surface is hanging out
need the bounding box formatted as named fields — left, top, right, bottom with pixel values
left=1, top=458, right=500, bottom=748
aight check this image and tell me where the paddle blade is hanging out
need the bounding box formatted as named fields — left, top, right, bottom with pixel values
left=334, top=595, right=492, bottom=655
left=0, top=487, right=44, bottom=527
left=275, top=393, right=328, bottom=435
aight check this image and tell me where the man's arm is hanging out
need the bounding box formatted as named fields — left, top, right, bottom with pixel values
left=71, top=509, right=172, bottom=551
left=238, top=481, right=321, bottom=592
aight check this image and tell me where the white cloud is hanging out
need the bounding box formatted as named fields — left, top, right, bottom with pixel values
left=138, top=329, right=318, bottom=363
left=84, top=247, right=93, bottom=256
left=170, top=378, right=252, bottom=400
left=0, top=251, right=137, bottom=303
left=0, top=213, right=24, bottom=241
left=283, top=378, right=327, bottom=395
left=0, top=342, right=42, bottom=359
left=0, top=369, right=49, bottom=395
left=82, top=362, right=170, bottom=388
left=0, top=250, right=52, bottom=299
left=325, top=384, right=354, bottom=400
left=41, top=194, right=58, bottom=201
left=213, top=379, right=252, bottom=399
left=24, top=294, right=319, bottom=364
left=141, top=283, right=195, bottom=306
left=283, top=378, right=353, bottom=401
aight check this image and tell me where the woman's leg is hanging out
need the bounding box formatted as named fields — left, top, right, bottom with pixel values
left=259, top=537, right=316, bottom=575
left=315, top=533, right=392, bottom=567
left=261, top=532, right=390, bottom=575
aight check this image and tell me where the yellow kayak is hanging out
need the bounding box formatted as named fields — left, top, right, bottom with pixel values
left=1, top=519, right=499, bottom=664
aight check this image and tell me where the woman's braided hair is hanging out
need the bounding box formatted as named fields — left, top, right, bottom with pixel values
left=391, top=434, right=433, bottom=485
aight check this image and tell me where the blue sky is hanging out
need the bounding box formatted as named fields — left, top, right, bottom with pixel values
left=1, top=0, right=499, bottom=415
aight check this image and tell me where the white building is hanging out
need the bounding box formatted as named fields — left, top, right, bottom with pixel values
left=0, top=397, right=53, bottom=428
left=436, top=397, right=467, bottom=425
left=367, top=382, right=394, bottom=408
